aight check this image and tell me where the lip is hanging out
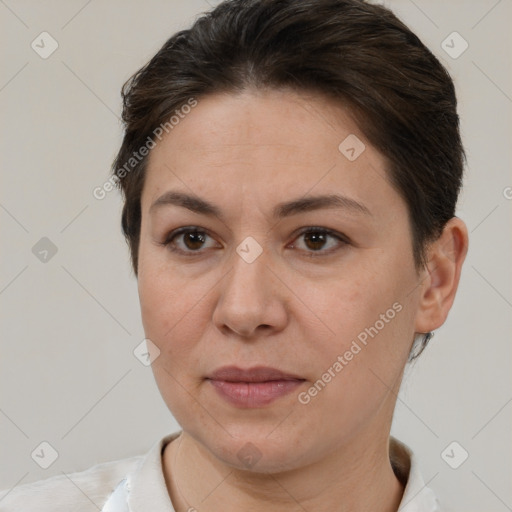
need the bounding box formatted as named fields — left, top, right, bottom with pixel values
left=207, top=365, right=304, bottom=382
left=206, top=366, right=306, bottom=408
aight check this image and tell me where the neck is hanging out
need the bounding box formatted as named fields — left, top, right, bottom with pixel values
left=162, top=427, right=405, bottom=512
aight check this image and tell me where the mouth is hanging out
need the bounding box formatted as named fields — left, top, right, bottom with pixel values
left=205, top=366, right=306, bottom=408
left=207, top=365, right=305, bottom=382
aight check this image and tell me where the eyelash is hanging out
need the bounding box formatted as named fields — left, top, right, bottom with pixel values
left=161, top=226, right=350, bottom=258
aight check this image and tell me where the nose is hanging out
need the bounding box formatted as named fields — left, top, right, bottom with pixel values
left=212, top=246, right=289, bottom=339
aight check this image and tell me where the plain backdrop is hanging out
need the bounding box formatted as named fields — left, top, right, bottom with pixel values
left=1, top=1, right=511, bottom=510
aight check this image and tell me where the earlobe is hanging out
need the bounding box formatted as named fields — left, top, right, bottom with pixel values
left=414, top=217, right=469, bottom=333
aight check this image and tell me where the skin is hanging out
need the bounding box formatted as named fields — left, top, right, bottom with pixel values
left=136, top=87, right=468, bottom=512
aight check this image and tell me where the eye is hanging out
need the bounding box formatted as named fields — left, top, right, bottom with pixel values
left=162, top=227, right=219, bottom=255
left=289, top=227, right=349, bottom=256
left=161, top=226, right=349, bottom=257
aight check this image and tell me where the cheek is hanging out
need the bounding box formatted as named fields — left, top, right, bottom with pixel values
left=138, top=250, right=189, bottom=355
left=306, top=266, right=396, bottom=340
left=138, top=236, right=190, bottom=332
left=138, top=267, right=176, bottom=341
left=305, top=258, right=414, bottom=382
left=137, top=250, right=218, bottom=375
left=296, top=277, right=412, bottom=442
left=138, top=262, right=209, bottom=423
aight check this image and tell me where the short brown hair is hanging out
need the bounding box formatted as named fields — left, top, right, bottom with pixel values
left=112, top=0, right=464, bottom=277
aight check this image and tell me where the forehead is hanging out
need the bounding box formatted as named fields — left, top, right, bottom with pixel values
left=141, top=88, right=398, bottom=219
left=148, top=88, right=361, bottom=163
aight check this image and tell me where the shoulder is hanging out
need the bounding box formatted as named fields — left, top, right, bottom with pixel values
left=0, top=455, right=142, bottom=512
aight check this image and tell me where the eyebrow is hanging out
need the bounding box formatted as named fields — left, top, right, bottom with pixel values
left=149, top=191, right=372, bottom=219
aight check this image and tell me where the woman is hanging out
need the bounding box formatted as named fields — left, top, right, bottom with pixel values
left=1, top=0, right=468, bottom=510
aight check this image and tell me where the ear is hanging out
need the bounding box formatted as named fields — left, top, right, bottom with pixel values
left=414, top=217, right=469, bottom=333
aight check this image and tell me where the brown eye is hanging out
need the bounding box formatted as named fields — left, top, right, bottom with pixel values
left=163, top=227, right=219, bottom=255
left=181, top=231, right=207, bottom=250
left=291, top=228, right=349, bottom=256
left=303, top=231, right=329, bottom=251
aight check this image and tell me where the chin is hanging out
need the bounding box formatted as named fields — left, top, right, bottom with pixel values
left=191, top=422, right=315, bottom=474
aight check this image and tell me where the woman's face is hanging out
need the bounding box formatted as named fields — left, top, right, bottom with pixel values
left=137, top=88, right=427, bottom=472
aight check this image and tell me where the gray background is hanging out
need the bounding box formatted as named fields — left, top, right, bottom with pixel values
left=1, top=1, right=511, bottom=510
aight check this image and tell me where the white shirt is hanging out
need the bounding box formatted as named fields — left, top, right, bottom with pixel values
left=0, top=430, right=441, bottom=511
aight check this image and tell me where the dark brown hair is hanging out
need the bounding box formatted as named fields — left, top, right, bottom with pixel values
left=112, top=0, right=464, bottom=281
